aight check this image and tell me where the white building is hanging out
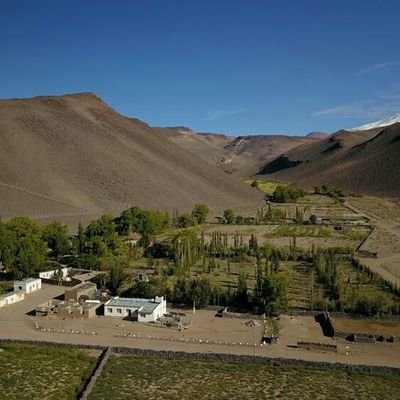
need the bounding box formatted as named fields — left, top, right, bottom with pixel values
left=104, top=296, right=166, bottom=322
left=14, top=278, right=42, bottom=294
left=39, top=267, right=70, bottom=280
left=0, top=291, right=25, bottom=308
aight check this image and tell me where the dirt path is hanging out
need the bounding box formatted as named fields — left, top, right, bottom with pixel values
left=0, top=181, right=92, bottom=212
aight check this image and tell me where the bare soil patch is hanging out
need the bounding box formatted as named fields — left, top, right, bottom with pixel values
left=332, top=318, right=399, bottom=337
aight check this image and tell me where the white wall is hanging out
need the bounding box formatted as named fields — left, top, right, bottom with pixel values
left=155, top=296, right=167, bottom=316
left=39, top=267, right=69, bottom=279
left=104, top=304, right=137, bottom=318
left=138, top=311, right=156, bottom=322
left=104, top=297, right=166, bottom=322
left=0, top=291, right=25, bottom=308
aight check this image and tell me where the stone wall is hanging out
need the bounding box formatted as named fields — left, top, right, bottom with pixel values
left=78, top=347, right=112, bottom=400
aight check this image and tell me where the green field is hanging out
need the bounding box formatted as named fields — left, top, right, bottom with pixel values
left=264, top=224, right=368, bottom=241
left=89, top=355, right=400, bottom=400
left=244, top=179, right=285, bottom=194
left=0, top=344, right=97, bottom=400
left=265, top=224, right=333, bottom=238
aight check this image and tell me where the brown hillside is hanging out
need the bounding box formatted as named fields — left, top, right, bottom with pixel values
left=259, top=124, right=400, bottom=197
left=154, top=127, right=231, bottom=165
left=159, top=127, right=321, bottom=178
left=223, top=135, right=319, bottom=176
left=0, top=93, right=263, bottom=222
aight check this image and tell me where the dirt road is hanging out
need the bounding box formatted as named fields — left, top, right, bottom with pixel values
left=1, top=284, right=399, bottom=368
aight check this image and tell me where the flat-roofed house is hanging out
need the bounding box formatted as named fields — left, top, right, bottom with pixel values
left=57, top=300, right=100, bottom=319
left=104, top=296, right=166, bottom=322
left=64, top=282, right=97, bottom=302
left=14, top=278, right=42, bottom=294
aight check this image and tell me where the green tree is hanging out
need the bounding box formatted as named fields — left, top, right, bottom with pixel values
left=176, top=213, right=195, bottom=228
left=273, top=185, right=305, bottom=203
left=123, top=276, right=168, bottom=299
left=251, top=180, right=259, bottom=189
left=77, top=222, right=86, bottom=254
left=42, top=221, right=70, bottom=257
left=2, top=217, right=46, bottom=278
left=107, top=264, right=128, bottom=295
left=172, top=277, right=191, bottom=304
left=85, top=215, right=126, bottom=256
left=190, top=277, right=212, bottom=308
left=191, top=204, right=210, bottom=225
left=0, top=220, right=17, bottom=271
left=261, top=273, right=288, bottom=315
left=223, top=209, right=235, bottom=224
left=235, top=270, right=248, bottom=307
left=115, top=207, right=170, bottom=241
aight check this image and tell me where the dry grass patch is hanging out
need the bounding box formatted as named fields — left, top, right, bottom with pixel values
left=0, top=343, right=97, bottom=400
left=89, top=354, right=400, bottom=400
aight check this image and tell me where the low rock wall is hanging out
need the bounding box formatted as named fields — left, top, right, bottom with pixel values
left=78, top=347, right=112, bottom=400
left=297, top=341, right=337, bottom=352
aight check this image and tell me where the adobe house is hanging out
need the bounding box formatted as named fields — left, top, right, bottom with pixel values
left=64, top=282, right=97, bottom=302
left=35, top=298, right=100, bottom=318
left=57, top=300, right=100, bottom=319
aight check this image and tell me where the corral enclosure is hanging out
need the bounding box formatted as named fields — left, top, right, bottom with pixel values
left=332, top=317, right=400, bottom=338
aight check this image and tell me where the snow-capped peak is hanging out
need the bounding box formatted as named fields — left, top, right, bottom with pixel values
left=348, top=113, right=400, bottom=131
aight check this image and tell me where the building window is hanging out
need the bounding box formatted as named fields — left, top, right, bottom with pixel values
left=117, top=308, right=122, bottom=314
left=107, top=308, right=112, bottom=313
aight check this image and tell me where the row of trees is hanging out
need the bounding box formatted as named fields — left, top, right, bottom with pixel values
left=311, top=248, right=398, bottom=315
left=314, top=184, right=346, bottom=200
left=273, top=185, right=305, bottom=203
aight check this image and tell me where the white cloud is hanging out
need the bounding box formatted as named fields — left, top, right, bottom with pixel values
left=356, top=60, right=400, bottom=75
left=313, top=101, right=400, bottom=119
left=205, top=108, right=244, bottom=121
left=313, top=83, right=400, bottom=119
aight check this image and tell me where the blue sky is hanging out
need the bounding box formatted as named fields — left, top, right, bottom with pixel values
left=1, top=0, right=400, bottom=135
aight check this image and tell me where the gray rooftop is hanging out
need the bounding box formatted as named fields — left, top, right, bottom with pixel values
left=106, top=297, right=161, bottom=314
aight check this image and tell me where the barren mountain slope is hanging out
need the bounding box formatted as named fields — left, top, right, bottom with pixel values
left=159, top=127, right=322, bottom=177
left=259, top=124, right=400, bottom=197
left=0, top=93, right=263, bottom=220
left=223, top=135, right=320, bottom=176
left=154, top=127, right=230, bottom=165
